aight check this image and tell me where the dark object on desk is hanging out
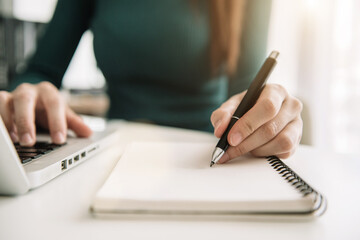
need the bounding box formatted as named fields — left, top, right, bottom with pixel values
left=0, top=16, right=44, bottom=90
left=63, top=88, right=110, bottom=117
left=211, top=51, right=279, bottom=167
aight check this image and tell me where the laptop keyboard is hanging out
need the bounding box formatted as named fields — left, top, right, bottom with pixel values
left=14, top=141, right=66, bottom=164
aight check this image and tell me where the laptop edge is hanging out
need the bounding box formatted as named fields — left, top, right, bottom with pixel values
left=0, top=116, right=121, bottom=196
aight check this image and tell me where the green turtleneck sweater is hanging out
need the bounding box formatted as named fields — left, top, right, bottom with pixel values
left=11, top=0, right=271, bottom=132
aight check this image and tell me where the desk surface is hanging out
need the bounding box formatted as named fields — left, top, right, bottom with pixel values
left=1, top=122, right=360, bottom=240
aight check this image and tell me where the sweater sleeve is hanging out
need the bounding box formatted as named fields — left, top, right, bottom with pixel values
left=228, top=0, right=272, bottom=97
left=8, top=0, right=94, bottom=91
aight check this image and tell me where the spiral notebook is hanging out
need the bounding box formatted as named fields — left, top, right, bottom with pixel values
left=91, top=142, right=327, bottom=219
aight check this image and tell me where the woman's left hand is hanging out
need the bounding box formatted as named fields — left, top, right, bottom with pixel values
left=210, top=84, right=303, bottom=163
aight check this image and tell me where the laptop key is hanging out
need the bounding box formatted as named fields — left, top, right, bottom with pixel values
left=15, top=141, right=66, bottom=164
left=20, top=156, right=33, bottom=164
left=18, top=152, right=42, bottom=158
left=48, top=143, right=65, bottom=150
left=17, top=148, right=48, bottom=153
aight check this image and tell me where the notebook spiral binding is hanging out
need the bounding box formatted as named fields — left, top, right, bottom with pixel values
left=267, top=156, right=318, bottom=197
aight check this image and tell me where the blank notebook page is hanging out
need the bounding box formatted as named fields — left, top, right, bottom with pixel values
left=93, top=142, right=313, bottom=213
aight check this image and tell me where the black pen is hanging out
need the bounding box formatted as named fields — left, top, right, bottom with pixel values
left=210, top=51, right=279, bottom=167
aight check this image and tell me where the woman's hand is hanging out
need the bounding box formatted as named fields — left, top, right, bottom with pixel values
left=211, top=84, right=303, bottom=163
left=0, top=81, right=92, bottom=146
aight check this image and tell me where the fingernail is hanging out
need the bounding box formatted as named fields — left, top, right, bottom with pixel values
left=217, top=153, right=229, bottom=164
left=10, top=131, right=19, bottom=142
left=230, top=132, right=242, bottom=146
left=20, top=133, right=33, bottom=146
left=53, top=131, right=65, bottom=144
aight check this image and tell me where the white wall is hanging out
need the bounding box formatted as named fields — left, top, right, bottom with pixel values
left=267, top=0, right=360, bottom=154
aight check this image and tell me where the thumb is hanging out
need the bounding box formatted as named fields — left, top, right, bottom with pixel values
left=66, top=108, right=92, bottom=137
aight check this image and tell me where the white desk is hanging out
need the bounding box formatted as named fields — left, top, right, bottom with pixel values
left=1, top=122, right=360, bottom=240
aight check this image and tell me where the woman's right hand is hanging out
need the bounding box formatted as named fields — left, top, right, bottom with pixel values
left=0, top=81, right=92, bottom=146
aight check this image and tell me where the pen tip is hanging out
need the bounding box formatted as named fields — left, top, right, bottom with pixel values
left=211, top=147, right=224, bottom=167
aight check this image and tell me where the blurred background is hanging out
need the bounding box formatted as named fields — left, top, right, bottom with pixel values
left=0, top=0, right=359, bottom=155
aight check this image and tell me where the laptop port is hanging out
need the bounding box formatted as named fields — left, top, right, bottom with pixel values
left=61, top=160, right=67, bottom=170
left=87, top=146, right=97, bottom=154
left=81, top=151, right=86, bottom=158
left=68, top=158, right=73, bottom=165
left=74, top=155, right=80, bottom=161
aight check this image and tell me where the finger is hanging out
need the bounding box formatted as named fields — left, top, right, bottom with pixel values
left=225, top=96, right=302, bottom=157
left=66, top=108, right=92, bottom=137
left=250, top=117, right=303, bottom=158
left=11, top=125, right=19, bottom=143
left=37, top=82, right=67, bottom=144
left=218, top=117, right=302, bottom=164
left=211, top=109, right=232, bottom=138
left=210, top=91, right=246, bottom=138
left=277, top=149, right=296, bottom=159
left=227, top=84, right=287, bottom=147
left=12, top=84, right=37, bottom=146
left=0, top=91, right=18, bottom=142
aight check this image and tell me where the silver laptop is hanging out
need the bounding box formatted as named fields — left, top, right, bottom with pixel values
left=0, top=116, right=121, bottom=195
